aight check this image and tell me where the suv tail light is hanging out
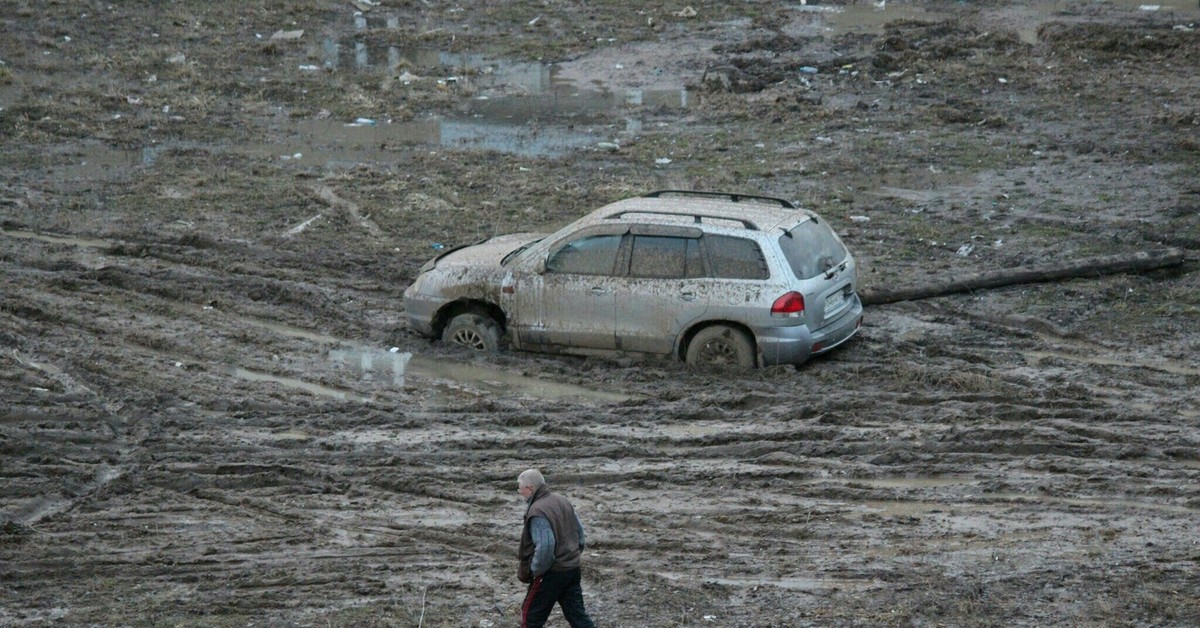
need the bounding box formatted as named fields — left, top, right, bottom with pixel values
left=771, top=292, right=805, bottom=317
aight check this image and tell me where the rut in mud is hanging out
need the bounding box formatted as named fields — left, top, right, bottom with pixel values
left=2, top=1, right=1199, bottom=626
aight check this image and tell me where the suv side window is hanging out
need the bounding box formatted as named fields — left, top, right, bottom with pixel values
left=629, top=235, right=704, bottom=278
left=704, top=235, right=770, bottom=280
left=545, top=234, right=623, bottom=275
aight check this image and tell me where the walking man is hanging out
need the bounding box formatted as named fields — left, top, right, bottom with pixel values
left=517, top=469, right=596, bottom=628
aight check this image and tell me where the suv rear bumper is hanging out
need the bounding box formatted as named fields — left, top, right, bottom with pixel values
left=757, top=297, right=863, bottom=366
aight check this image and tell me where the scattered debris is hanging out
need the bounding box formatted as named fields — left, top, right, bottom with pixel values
left=270, top=29, right=304, bottom=40
left=675, top=6, right=698, bottom=18
left=284, top=213, right=323, bottom=238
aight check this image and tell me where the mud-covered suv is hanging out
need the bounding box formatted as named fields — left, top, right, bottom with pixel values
left=403, top=190, right=862, bottom=367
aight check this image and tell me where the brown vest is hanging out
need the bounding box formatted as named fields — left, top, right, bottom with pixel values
left=520, top=485, right=582, bottom=572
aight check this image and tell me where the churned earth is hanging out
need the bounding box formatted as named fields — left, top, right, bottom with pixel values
left=2, top=1, right=1199, bottom=626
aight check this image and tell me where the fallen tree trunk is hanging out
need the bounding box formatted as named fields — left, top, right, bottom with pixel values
left=860, top=248, right=1186, bottom=306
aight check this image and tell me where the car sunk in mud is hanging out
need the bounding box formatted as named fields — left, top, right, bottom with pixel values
left=403, top=190, right=863, bottom=367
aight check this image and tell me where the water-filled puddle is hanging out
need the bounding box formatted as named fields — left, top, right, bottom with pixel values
left=329, top=348, right=633, bottom=404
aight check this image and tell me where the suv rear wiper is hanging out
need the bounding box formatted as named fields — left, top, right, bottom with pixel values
left=823, top=259, right=848, bottom=280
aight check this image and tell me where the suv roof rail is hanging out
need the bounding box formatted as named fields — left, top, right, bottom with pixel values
left=643, top=189, right=796, bottom=209
left=605, top=209, right=759, bottom=230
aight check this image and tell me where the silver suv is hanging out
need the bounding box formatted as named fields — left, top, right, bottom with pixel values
left=403, top=190, right=862, bottom=367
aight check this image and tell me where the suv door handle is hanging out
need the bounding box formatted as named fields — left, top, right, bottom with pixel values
left=591, top=287, right=609, bottom=295
left=680, top=292, right=697, bottom=301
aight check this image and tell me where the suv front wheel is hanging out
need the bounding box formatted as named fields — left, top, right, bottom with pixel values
left=687, top=325, right=755, bottom=368
left=442, top=312, right=502, bottom=352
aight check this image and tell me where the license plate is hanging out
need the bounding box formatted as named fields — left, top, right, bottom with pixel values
left=825, top=290, right=845, bottom=312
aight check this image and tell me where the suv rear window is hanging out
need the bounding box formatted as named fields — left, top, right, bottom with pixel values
left=778, top=219, right=847, bottom=279
left=704, top=235, right=769, bottom=280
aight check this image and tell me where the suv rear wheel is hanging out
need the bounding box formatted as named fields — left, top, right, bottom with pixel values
left=687, top=325, right=755, bottom=368
left=442, top=312, right=501, bottom=352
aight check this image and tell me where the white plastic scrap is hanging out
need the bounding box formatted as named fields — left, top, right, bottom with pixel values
left=956, top=244, right=974, bottom=257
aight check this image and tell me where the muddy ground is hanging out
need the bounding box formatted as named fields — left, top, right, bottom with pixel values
left=2, top=1, right=1200, bottom=626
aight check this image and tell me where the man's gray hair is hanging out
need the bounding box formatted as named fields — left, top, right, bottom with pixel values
left=518, top=468, right=545, bottom=489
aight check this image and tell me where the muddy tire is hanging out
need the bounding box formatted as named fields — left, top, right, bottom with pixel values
left=442, top=313, right=502, bottom=352
left=686, top=325, right=756, bottom=368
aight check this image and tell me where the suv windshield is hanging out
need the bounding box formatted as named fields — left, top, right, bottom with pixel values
left=501, top=238, right=544, bottom=266
left=778, top=218, right=847, bottom=279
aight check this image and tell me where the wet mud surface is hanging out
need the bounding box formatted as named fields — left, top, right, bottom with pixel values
left=2, top=1, right=1199, bottom=626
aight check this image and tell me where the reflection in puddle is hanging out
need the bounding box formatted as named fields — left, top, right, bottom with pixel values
left=330, top=348, right=412, bottom=386
left=287, top=117, right=599, bottom=161
left=329, top=348, right=633, bottom=404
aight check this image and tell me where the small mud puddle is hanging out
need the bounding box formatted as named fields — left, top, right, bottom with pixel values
left=329, top=348, right=633, bottom=404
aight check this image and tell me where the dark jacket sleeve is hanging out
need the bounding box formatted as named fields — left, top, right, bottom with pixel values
left=529, top=516, right=556, bottom=576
